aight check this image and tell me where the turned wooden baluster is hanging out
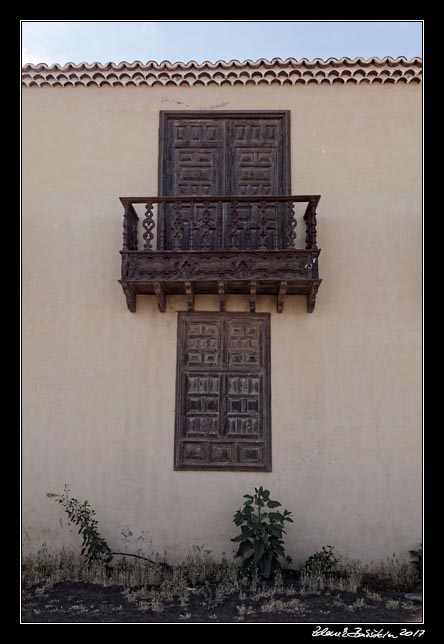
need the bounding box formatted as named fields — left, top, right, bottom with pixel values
left=172, top=202, right=183, bottom=250
left=285, top=200, right=297, bottom=249
left=142, top=201, right=155, bottom=250
left=130, top=210, right=138, bottom=251
left=304, top=200, right=319, bottom=250
left=122, top=203, right=131, bottom=251
left=229, top=200, right=240, bottom=250
left=201, top=201, right=212, bottom=250
left=258, top=201, right=268, bottom=250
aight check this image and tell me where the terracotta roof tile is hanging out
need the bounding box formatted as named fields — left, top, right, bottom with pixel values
left=22, top=56, right=422, bottom=87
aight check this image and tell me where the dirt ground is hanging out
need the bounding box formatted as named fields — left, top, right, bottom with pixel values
left=21, top=571, right=423, bottom=624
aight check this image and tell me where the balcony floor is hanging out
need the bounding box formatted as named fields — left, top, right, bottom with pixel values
left=119, top=249, right=321, bottom=313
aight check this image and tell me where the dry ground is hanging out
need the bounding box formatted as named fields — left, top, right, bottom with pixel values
left=22, top=556, right=422, bottom=624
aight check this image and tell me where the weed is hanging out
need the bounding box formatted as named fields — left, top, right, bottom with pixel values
left=47, top=487, right=112, bottom=569
left=332, top=598, right=346, bottom=608
left=303, top=545, right=340, bottom=576
left=237, top=604, right=255, bottom=620
left=368, top=554, right=417, bottom=592
left=273, top=568, right=284, bottom=592
left=409, top=543, right=422, bottom=581
left=260, top=598, right=305, bottom=613
left=365, top=590, right=382, bottom=602
left=300, top=560, right=362, bottom=594
left=232, top=487, right=293, bottom=579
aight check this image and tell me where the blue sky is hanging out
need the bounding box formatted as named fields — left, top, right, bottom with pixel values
left=21, top=21, right=422, bottom=66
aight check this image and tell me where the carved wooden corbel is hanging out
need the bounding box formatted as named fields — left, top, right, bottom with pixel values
left=277, top=280, right=287, bottom=313
left=218, top=281, right=226, bottom=312
left=307, top=280, right=321, bottom=313
left=122, top=284, right=136, bottom=313
left=185, top=281, right=194, bottom=312
left=249, top=280, right=257, bottom=313
left=154, top=282, right=166, bottom=312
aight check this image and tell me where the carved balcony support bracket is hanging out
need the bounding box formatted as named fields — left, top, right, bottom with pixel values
left=185, top=281, right=194, bottom=312
left=307, top=280, right=322, bottom=313
left=154, top=282, right=166, bottom=312
left=249, top=280, right=257, bottom=313
left=121, top=282, right=136, bottom=313
left=218, top=281, right=226, bottom=312
left=277, top=280, right=287, bottom=313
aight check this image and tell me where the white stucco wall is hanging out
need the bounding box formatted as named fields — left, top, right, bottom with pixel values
left=22, top=82, right=421, bottom=564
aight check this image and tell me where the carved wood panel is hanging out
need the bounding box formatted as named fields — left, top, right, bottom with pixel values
left=229, top=121, right=281, bottom=197
left=175, top=312, right=271, bottom=471
left=159, top=111, right=290, bottom=250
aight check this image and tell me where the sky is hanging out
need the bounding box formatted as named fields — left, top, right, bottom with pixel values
left=21, top=21, right=422, bottom=66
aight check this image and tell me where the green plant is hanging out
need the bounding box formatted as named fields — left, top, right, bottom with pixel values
left=231, top=486, right=293, bottom=579
left=409, top=543, right=422, bottom=580
left=303, top=545, right=340, bottom=576
left=48, top=486, right=113, bottom=569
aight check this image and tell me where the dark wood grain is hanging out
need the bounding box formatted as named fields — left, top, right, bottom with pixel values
left=174, top=312, right=271, bottom=471
left=119, top=249, right=322, bottom=313
left=157, top=111, right=291, bottom=251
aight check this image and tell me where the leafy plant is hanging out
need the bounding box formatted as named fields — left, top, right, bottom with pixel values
left=302, top=545, right=340, bottom=576
left=409, top=543, right=422, bottom=580
left=47, top=486, right=113, bottom=569
left=231, top=486, right=293, bottom=579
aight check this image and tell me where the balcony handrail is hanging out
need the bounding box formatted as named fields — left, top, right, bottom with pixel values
left=120, top=195, right=320, bottom=205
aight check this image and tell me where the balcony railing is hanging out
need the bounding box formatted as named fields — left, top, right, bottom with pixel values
left=120, top=195, right=320, bottom=252
left=119, top=195, right=322, bottom=314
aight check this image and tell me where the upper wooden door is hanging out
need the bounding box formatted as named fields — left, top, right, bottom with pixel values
left=158, top=111, right=291, bottom=250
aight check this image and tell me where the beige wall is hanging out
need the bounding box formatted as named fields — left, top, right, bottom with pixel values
left=22, top=84, right=422, bottom=565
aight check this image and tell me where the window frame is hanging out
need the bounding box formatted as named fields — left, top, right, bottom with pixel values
left=174, top=311, right=272, bottom=472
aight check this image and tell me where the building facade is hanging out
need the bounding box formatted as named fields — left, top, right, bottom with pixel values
left=22, top=57, right=422, bottom=564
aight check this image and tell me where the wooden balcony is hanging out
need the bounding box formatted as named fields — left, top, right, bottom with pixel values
left=119, top=195, right=322, bottom=313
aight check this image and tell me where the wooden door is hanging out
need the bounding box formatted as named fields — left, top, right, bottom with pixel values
left=159, top=111, right=290, bottom=250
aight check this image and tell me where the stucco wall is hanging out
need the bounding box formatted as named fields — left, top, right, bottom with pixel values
left=22, top=83, right=422, bottom=565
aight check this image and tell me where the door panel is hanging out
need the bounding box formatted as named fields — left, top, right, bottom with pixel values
left=228, top=119, right=283, bottom=196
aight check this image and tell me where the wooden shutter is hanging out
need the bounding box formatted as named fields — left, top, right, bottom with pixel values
left=159, top=111, right=290, bottom=250
left=175, top=312, right=271, bottom=471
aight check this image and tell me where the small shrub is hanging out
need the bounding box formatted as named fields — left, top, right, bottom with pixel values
left=300, top=556, right=362, bottom=594
left=47, top=486, right=112, bottom=569
left=231, top=486, right=293, bottom=579
left=409, top=543, right=422, bottom=581
left=303, top=545, right=340, bottom=575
